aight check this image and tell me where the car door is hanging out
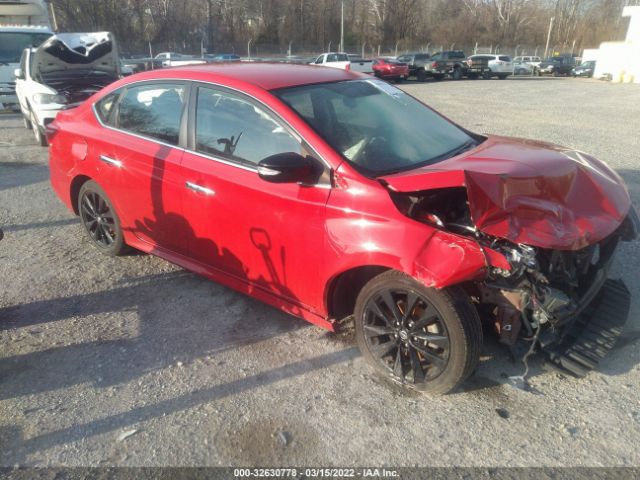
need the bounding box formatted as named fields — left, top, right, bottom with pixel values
left=97, top=81, right=191, bottom=255
left=179, top=83, right=331, bottom=312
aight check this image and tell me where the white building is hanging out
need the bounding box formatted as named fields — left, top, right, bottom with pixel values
left=591, top=6, right=640, bottom=83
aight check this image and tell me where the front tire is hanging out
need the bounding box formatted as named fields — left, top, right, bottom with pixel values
left=30, top=109, right=47, bottom=146
left=78, top=180, right=128, bottom=256
left=354, top=271, right=482, bottom=394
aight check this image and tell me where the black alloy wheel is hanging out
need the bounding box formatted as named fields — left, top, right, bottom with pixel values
left=354, top=271, right=482, bottom=394
left=78, top=180, right=128, bottom=256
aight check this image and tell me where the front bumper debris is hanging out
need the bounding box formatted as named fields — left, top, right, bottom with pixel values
left=545, top=279, right=629, bottom=377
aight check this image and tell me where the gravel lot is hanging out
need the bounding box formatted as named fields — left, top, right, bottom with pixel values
left=1, top=77, right=640, bottom=468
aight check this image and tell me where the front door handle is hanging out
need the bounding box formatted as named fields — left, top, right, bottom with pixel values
left=99, top=155, right=122, bottom=168
left=185, top=181, right=215, bottom=196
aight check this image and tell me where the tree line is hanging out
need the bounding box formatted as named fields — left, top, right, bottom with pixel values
left=51, top=0, right=640, bottom=57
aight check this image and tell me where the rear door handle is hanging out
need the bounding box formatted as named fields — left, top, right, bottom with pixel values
left=99, top=155, right=122, bottom=168
left=185, top=181, right=215, bottom=196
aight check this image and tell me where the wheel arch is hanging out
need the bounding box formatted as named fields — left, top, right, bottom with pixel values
left=326, top=265, right=391, bottom=322
left=70, top=174, right=93, bottom=215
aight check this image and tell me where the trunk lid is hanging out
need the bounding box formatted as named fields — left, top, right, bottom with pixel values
left=380, top=135, right=631, bottom=250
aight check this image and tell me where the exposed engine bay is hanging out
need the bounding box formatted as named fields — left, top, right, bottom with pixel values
left=38, top=71, right=117, bottom=104
left=32, top=32, right=120, bottom=105
left=390, top=185, right=637, bottom=378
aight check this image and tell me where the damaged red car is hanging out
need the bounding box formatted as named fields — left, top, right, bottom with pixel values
left=48, top=64, right=637, bottom=393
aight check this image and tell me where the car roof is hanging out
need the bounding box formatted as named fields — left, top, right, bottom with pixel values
left=126, top=62, right=364, bottom=91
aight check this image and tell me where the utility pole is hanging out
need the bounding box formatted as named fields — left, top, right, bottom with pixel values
left=45, top=0, right=58, bottom=31
left=544, top=17, right=554, bottom=59
left=340, top=0, right=344, bottom=52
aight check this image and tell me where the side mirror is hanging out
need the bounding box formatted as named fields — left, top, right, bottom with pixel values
left=14, top=68, right=24, bottom=79
left=257, top=152, right=320, bottom=184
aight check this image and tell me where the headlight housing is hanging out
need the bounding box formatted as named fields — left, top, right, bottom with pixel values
left=32, top=93, right=68, bottom=105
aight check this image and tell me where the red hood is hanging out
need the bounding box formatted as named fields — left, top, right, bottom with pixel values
left=381, top=135, right=631, bottom=250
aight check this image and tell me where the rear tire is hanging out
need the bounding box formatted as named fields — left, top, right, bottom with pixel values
left=416, top=69, right=427, bottom=82
left=452, top=67, right=462, bottom=80
left=354, top=271, right=482, bottom=394
left=78, top=180, right=128, bottom=256
left=482, top=70, right=492, bottom=80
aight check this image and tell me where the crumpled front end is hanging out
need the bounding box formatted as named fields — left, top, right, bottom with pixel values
left=382, top=136, right=637, bottom=376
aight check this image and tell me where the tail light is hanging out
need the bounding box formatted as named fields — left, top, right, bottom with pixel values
left=345, top=64, right=351, bottom=71
left=431, top=61, right=438, bottom=68
left=45, top=120, right=60, bottom=144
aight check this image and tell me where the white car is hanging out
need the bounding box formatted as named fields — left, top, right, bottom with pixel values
left=15, top=31, right=120, bottom=146
left=468, top=54, right=513, bottom=79
left=513, top=55, right=542, bottom=71
left=155, top=52, right=206, bottom=68
left=312, top=52, right=351, bottom=70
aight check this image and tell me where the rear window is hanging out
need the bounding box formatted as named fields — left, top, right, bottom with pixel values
left=327, top=53, right=348, bottom=62
left=95, top=90, right=121, bottom=126
left=117, top=83, right=185, bottom=145
left=499, top=56, right=511, bottom=62
left=448, top=51, right=465, bottom=59
left=415, top=54, right=430, bottom=60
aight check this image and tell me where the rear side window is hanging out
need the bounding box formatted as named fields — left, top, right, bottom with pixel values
left=95, top=90, right=121, bottom=126
left=499, top=56, right=511, bottom=62
left=117, top=83, right=185, bottom=145
left=328, top=53, right=348, bottom=62
left=195, top=87, right=303, bottom=166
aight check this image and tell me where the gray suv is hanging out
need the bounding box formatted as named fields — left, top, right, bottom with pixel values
left=396, top=52, right=431, bottom=81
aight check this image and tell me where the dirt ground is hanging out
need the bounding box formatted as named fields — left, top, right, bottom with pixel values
left=1, top=77, right=640, bottom=467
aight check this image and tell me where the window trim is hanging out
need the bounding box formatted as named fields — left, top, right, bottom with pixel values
left=91, top=77, right=333, bottom=185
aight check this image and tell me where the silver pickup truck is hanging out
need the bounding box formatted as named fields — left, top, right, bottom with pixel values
left=347, top=54, right=373, bottom=74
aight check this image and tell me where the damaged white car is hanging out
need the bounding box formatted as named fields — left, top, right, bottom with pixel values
left=14, top=31, right=120, bottom=146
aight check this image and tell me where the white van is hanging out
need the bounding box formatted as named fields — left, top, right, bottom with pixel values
left=513, top=55, right=542, bottom=69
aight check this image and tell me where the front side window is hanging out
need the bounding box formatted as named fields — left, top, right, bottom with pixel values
left=117, top=83, right=185, bottom=145
left=195, top=87, right=303, bottom=166
left=275, top=79, right=476, bottom=176
left=499, top=56, right=511, bottom=62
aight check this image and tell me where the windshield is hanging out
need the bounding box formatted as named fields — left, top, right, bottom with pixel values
left=0, top=32, right=52, bottom=63
left=274, top=79, right=476, bottom=176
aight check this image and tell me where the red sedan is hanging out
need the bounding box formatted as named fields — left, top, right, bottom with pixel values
left=372, top=58, right=409, bottom=82
left=48, top=63, right=635, bottom=393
